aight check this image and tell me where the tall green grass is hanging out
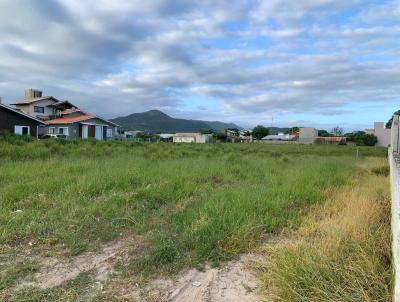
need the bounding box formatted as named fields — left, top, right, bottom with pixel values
left=0, top=135, right=388, bottom=279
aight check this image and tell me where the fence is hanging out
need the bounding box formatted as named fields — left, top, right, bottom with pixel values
left=390, top=115, right=400, bottom=301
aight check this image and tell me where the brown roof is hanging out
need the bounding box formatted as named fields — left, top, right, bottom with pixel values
left=47, top=114, right=96, bottom=124
left=58, top=108, right=86, bottom=115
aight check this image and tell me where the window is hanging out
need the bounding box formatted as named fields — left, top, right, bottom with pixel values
left=14, top=126, right=30, bottom=136
left=58, top=127, right=69, bottom=136
left=107, top=128, right=113, bottom=138
left=34, top=106, right=44, bottom=113
left=48, top=127, right=55, bottom=134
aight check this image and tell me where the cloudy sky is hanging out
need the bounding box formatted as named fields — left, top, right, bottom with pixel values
left=0, top=0, right=399, bottom=130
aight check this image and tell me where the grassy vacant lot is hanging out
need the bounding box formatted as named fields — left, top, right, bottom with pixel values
left=0, top=134, right=389, bottom=301
left=257, top=158, right=392, bottom=302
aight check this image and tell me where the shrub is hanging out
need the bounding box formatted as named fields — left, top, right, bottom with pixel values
left=346, top=131, right=378, bottom=146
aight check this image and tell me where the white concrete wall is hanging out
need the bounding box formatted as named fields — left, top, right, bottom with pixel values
left=392, top=116, right=400, bottom=153
left=299, top=127, right=318, bottom=144
left=173, top=133, right=211, bottom=143
left=390, top=115, right=400, bottom=301
left=173, top=136, right=196, bottom=143
left=390, top=149, right=400, bottom=302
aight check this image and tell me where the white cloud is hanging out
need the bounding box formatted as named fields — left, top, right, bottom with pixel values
left=0, top=0, right=398, bottom=127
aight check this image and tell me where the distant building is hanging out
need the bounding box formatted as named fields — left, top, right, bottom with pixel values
left=365, top=122, right=391, bottom=147
left=173, top=133, right=212, bottom=143
left=11, top=89, right=77, bottom=120
left=299, top=127, right=318, bottom=144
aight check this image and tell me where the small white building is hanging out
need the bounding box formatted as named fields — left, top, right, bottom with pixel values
left=365, top=122, right=391, bottom=147
left=173, top=133, right=212, bottom=143
left=299, top=127, right=318, bottom=144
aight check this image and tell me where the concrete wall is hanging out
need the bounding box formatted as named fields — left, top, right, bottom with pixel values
left=299, top=127, right=318, bottom=144
left=174, top=136, right=196, bottom=143
left=390, top=150, right=400, bottom=302
left=390, top=115, right=400, bottom=301
left=374, top=122, right=391, bottom=147
left=392, top=116, right=400, bottom=153
left=173, top=133, right=211, bottom=143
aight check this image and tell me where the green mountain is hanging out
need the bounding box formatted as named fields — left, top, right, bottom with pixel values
left=267, top=127, right=290, bottom=135
left=110, top=110, right=241, bottom=133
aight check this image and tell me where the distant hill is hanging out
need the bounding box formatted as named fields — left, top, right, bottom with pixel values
left=267, top=127, right=290, bottom=135
left=110, top=110, right=242, bottom=133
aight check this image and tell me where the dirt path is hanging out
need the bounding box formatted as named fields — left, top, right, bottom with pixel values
left=112, top=254, right=263, bottom=302
left=16, top=236, right=263, bottom=302
left=18, top=236, right=133, bottom=290
left=167, top=254, right=261, bottom=302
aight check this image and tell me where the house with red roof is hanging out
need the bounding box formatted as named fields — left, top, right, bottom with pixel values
left=9, top=89, right=119, bottom=140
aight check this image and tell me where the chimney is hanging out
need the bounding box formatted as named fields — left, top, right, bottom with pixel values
left=24, top=89, right=42, bottom=100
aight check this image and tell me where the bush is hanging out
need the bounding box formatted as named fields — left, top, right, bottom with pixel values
left=346, top=131, right=377, bottom=146
left=362, top=133, right=378, bottom=146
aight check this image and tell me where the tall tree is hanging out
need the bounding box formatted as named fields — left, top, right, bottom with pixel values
left=386, top=110, right=400, bottom=129
left=252, top=125, right=269, bottom=140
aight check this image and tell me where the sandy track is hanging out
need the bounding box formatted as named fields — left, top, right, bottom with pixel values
left=167, top=255, right=261, bottom=302
left=115, top=254, right=262, bottom=302
left=16, top=236, right=262, bottom=302
left=18, top=237, right=133, bottom=290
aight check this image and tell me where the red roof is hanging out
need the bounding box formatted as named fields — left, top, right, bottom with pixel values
left=58, top=108, right=85, bottom=115
left=47, top=114, right=96, bottom=124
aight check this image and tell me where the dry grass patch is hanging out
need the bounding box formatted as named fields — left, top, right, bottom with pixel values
left=257, top=158, right=392, bottom=302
